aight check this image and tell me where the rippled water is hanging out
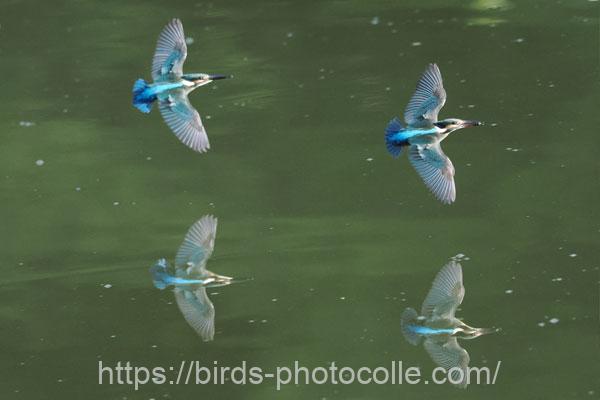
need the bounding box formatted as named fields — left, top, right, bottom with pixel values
left=1, top=0, right=598, bottom=398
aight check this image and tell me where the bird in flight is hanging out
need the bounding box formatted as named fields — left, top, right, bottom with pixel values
left=385, top=64, right=482, bottom=204
left=400, top=261, right=497, bottom=388
left=150, top=215, right=241, bottom=341
left=132, top=19, right=229, bottom=153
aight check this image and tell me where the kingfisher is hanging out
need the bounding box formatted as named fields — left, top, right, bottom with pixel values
left=132, top=19, right=229, bottom=153
left=150, top=215, right=240, bottom=341
left=401, top=261, right=497, bottom=388
left=385, top=64, right=482, bottom=204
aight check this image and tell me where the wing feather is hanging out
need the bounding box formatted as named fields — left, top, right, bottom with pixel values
left=424, top=337, right=470, bottom=388
left=159, top=90, right=210, bottom=153
left=175, top=215, right=218, bottom=274
left=409, top=143, right=456, bottom=204
left=174, top=287, right=215, bottom=341
left=404, top=64, right=446, bottom=127
left=152, top=19, right=188, bottom=81
left=421, top=261, right=465, bottom=319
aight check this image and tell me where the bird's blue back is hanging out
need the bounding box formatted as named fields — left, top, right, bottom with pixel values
left=406, top=324, right=454, bottom=336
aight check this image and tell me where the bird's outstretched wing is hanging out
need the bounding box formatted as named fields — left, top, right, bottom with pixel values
left=152, top=18, right=188, bottom=81
left=409, top=143, right=456, bottom=204
left=174, top=287, right=215, bottom=342
left=423, top=337, right=470, bottom=388
left=404, top=63, right=446, bottom=127
left=421, top=261, right=464, bottom=319
left=159, top=89, right=210, bottom=153
left=175, top=215, right=218, bottom=274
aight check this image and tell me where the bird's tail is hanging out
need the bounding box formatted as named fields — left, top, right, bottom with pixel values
left=401, top=307, right=422, bottom=345
left=132, top=78, right=154, bottom=113
left=149, top=258, right=172, bottom=290
left=385, top=117, right=405, bottom=158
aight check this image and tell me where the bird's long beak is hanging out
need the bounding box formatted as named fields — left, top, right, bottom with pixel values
left=208, top=74, right=230, bottom=80
left=462, top=120, right=483, bottom=127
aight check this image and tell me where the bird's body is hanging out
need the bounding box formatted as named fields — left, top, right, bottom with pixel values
left=132, top=19, right=229, bottom=153
left=385, top=64, right=482, bottom=204
left=401, top=261, right=496, bottom=388
left=150, top=215, right=238, bottom=342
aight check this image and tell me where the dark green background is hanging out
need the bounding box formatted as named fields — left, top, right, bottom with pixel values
left=1, top=0, right=598, bottom=398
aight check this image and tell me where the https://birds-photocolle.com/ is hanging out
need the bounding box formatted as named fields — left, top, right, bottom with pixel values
left=150, top=215, right=242, bottom=342
left=132, top=19, right=230, bottom=153
left=400, top=261, right=498, bottom=388
left=385, top=63, right=483, bottom=204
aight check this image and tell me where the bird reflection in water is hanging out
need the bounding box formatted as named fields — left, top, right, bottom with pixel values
left=401, top=261, right=498, bottom=388
left=150, top=215, right=243, bottom=341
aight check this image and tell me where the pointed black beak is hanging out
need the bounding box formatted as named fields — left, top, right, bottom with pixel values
left=209, top=74, right=231, bottom=80
left=464, top=120, right=483, bottom=127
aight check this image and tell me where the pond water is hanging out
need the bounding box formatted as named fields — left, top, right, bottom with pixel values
left=0, top=0, right=598, bottom=398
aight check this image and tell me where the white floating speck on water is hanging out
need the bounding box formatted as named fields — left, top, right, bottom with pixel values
left=569, top=253, right=577, bottom=258
left=366, top=157, right=373, bottom=162
left=19, top=121, right=35, bottom=127
left=505, top=289, right=513, bottom=294
left=286, top=32, right=294, bottom=38
left=514, top=38, right=525, bottom=43
left=271, top=298, right=278, bottom=302
left=370, top=16, right=380, bottom=25
left=35, top=159, right=45, bottom=166
left=185, top=37, right=194, bottom=45
left=411, top=41, right=422, bottom=46
left=103, top=284, right=112, bottom=289
left=75, top=187, right=81, bottom=192
left=339, top=296, right=346, bottom=300
left=549, top=318, right=559, bottom=324
left=551, top=277, right=563, bottom=282
left=113, top=201, right=119, bottom=206
left=537, top=322, right=545, bottom=327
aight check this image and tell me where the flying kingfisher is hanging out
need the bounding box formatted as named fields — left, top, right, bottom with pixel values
left=401, top=261, right=497, bottom=388
left=385, top=64, right=482, bottom=204
left=132, top=19, right=229, bottom=153
left=150, top=215, right=241, bottom=341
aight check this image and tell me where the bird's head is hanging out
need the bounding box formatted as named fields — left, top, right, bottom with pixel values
left=183, top=73, right=231, bottom=87
left=434, top=118, right=483, bottom=133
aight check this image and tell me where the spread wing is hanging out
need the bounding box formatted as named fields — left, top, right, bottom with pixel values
left=159, top=89, right=210, bottom=153
left=404, top=63, right=446, bottom=127
left=152, top=19, right=188, bottom=81
left=174, top=287, right=215, bottom=342
left=424, top=337, right=470, bottom=388
left=421, top=261, right=464, bottom=319
left=175, top=215, right=218, bottom=274
left=409, top=143, right=456, bottom=204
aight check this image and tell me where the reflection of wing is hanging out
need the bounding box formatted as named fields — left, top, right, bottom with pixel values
left=424, top=337, right=469, bottom=388
left=174, top=287, right=215, bottom=341
left=175, top=215, right=218, bottom=273
left=404, top=63, right=446, bottom=127
left=409, top=143, right=456, bottom=204
left=152, top=19, right=187, bottom=81
left=159, top=90, right=210, bottom=153
left=421, top=261, right=464, bottom=319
